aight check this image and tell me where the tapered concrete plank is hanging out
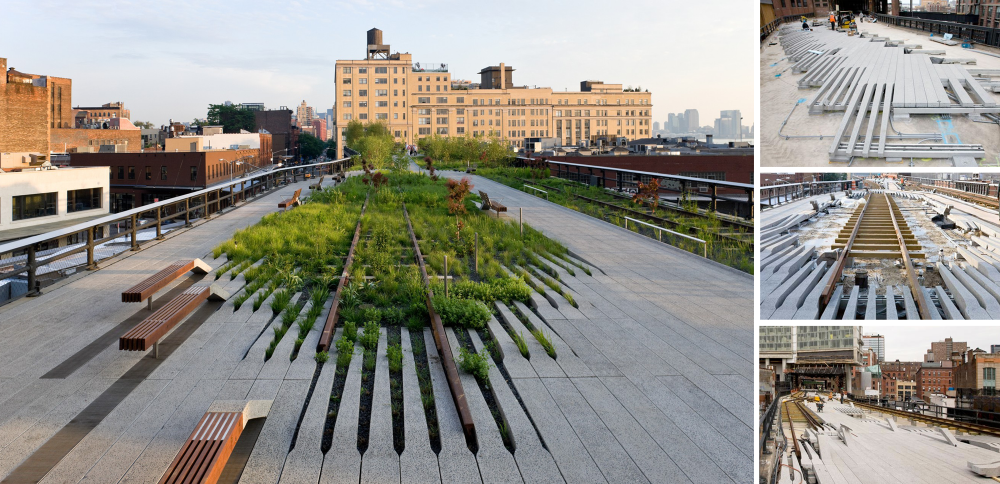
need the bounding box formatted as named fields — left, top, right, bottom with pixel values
left=445, top=329, right=522, bottom=483
left=318, top=343, right=363, bottom=484
left=512, top=301, right=593, bottom=378
left=542, top=378, right=647, bottom=483
left=939, top=263, right=990, bottom=319
left=572, top=377, right=690, bottom=483
left=771, top=263, right=829, bottom=319
left=279, top=359, right=338, bottom=484
left=423, top=329, right=481, bottom=483
left=467, top=331, right=563, bottom=484
left=494, top=303, right=564, bottom=378
left=361, top=329, right=400, bottom=484
left=399, top=330, right=441, bottom=484
left=237, top=379, right=309, bottom=484
left=485, top=316, right=538, bottom=379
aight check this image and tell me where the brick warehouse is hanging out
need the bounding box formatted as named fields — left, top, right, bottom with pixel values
left=0, top=57, right=72, bottom=154
left=69, top=150, right=264, bottom=212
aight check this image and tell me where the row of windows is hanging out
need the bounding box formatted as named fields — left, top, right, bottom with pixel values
left=343, top=67, right=394, bottom=74
left=11, top=188, right=103, bottom=222
left=555, top=98, right=648, bottom=105
left=341, top=90, right=390, bottom=97
left=343, top=77, right=397, bottom=85
left=117, top=165, right=168, bottom=181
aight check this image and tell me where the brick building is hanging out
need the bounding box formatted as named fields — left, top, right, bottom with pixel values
left=926, top=337, right=968, bottom=364
left=955, top=349, right=1000, bottom=398
left=69, top=150, right=260, bottom=212
left=254, top=108, right=299, bottom=161
left=882, top=361, right=922, bottom=381
left=73, top=102, right=130, bottom=127
left=0, top=57, right=72, bottom=154
left=50, top=118, right=142, bottom=154
left=916, top=363, right=954, bottom=400
left=543, top=154, right=752, bottom=195
left=312, top=118, right=328, bottom=142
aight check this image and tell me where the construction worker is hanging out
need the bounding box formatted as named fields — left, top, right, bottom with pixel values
left=830, top=12, right=837, bottom=30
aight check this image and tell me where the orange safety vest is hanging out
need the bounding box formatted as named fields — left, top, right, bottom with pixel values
left=830, top=14, right=836, bottom=22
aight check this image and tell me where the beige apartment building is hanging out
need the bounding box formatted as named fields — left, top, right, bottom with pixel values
left=332, top=29, right=652, bottom=159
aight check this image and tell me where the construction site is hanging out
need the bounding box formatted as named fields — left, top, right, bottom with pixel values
left=761, top=16, right=1000, bottom=167
left=760, top=174, right=1000, bottom=320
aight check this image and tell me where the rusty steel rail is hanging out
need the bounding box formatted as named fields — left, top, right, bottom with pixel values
left=886, top=194, right=933, bottom=320
left=317, top=193, right=369, bottom=353
left=402, top=201, right=476, bottom=445
left=820, top=193, right=870, bottom=308
left=851, top=399, right=1000, bottom=437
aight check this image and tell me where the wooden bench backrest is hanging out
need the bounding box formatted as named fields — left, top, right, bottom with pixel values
left=478, top=190, right=491, bottom=209
left=292, top=188, right=302, bottom=200
left=120, top=286, right=210, bottom=351
left=159, top=411, right=243, bottom=484
left=122, top=260, right=197, bottom=302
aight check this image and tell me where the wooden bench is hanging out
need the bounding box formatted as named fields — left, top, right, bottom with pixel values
left=478, top=190, right=507, bottom=217
left=120, top=284, right=227, bottom=356
left=122, top=259, right=211, bottom=310
left=278, top=188, right=302, bottom=210
left=466, top=163, right=477, bottom=174
left=159, top=400, right=270, bottom=484
left=309, top=175, right=326, bottom=190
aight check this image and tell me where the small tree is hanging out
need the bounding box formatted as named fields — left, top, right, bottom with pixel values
left=632, top=178, right=660, bottom=210
left=446, top=177, right=473, bottom=215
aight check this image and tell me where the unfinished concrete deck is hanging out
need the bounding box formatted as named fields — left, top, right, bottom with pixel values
left=790, top=398, right=1000, bottom=483
left=0, top=171, right=752, bottom=483
left=762, top=21, right=1000, bottom=167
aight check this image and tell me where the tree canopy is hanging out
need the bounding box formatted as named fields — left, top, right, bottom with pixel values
left=344, top=120, right=399, bottom=170
left=206, top=104, right=256, bottom=133
left=298, top=132, right=326, bottom=160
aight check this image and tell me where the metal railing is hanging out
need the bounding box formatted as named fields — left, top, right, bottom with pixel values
left=762, top=14, right=805, bottom=42
left=0, top=157, right=354, bottom=302
left=522, top=184, right=548, bottom=200
left=759, top=398, right=787, bottom=484
left=874, top=13, right=1000, bottom=48
left=623, top=216, right=707, bottom=257
left=522, top=157, right=755, bottom=219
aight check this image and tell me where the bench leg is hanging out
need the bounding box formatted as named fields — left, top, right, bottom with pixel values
left=148, top=297, right=153, bottom=311
left=154, top=342, right=158, bottom=359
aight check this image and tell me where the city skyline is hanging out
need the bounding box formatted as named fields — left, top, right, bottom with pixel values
left=863, top=326, right=1000, bottom=362
left=2, top=0, right=754, bottom=129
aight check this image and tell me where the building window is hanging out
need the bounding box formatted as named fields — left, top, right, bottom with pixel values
left=191, top=166, right=198, bottom=181
left=456, top=127, right=465, bottom=134
left=344, top=113, right=353, bottom=120
left=418, top=109, right=431, bottom=115
left=67, top=187, right=102, bottom=213
left=343, top=67, right=352, bottom=73
left=358, top=78, right=367, bottom=84
left=128, top=166, right=135, bottom=179
left=343, top=78, right=352, bottom=84
left=375, top=67, right=387, bottom=73
left=436, top=117, right=448, bottom=124
left=376, top=89, right=387, bottom=96
left=118, top=166, right=124, bottom=179
left=437, top=127, right=448, bottom=135
left=359, top=113, right=368, bottom=120
left=419, top=117, right=431, bottom=125
left=376, top=101, right=388, bottom=107
left=456, top=117, right=465, bottom=124
left=437, top=97, right=448, bottom=103
left=12, top=192, right=57, bottom=221
left=359, top=101, right=368, bottom=108
left=375, top=113, right=387, bottom=120
left=343, top=90, right=352, bottom=97
left=359, top=90, right=368, bottom=97
left=375, top=78, right=387, bottom=84
left=418, top=97, right=430, bottom=104
left=343, top=101, right=352, bottom=108
left=418, top=127, right=431, bottom=135
left=358, top=67, right=367, bottom=73
left=161, top=166, right=167, bottom=180
left=418, top=85, right=423, bottom=92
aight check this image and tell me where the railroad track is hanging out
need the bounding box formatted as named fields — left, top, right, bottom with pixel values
left=820, top=192, right=933, bottom=319
left=914, top=183, right=999, bottom=210
left=852, top=400, right=1000, bottom=437
left=782, top=396, right=825, bottom=458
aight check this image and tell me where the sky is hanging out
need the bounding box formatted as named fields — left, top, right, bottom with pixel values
left=2, top=0, right=754, bottom=129
left=863, top=326, right=1000, bottom=362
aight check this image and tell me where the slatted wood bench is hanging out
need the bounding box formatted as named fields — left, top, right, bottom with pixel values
left=478, top=190, right=507, bottom=217
left=309, top=175, right=326, bottom=190
left=278, top=188, right=302, bottom=210
left=159, top=400, right=271, bottom=484
left=122, top=259, right=211, bottom=310
left=120, top=284, right=227, bottom=357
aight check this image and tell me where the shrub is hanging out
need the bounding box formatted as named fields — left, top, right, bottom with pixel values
left=311, top=286, right=331, bottom=307
left=315, top=351, right=330, bottom=363
left=457, top=346, right=491, bottom=382
left=445, top=177, right=473, bottom=215
left=406, top=315, right=426, bottom=331
left=387, top=343, right=403, bottom=372
left=360, top=321, right=380, bottom=351
left=432, top=296, right=491, bottom=329
left=343, top=320, right=358, bottom=342
left=336, top=336, right=354, bottom=366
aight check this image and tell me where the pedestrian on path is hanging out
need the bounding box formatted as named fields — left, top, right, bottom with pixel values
left=830, top=13, right=836, bottom=30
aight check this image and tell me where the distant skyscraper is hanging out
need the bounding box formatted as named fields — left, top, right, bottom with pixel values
left=297, top=100, right=315, bottom=128
left=684, top=109, right=699, bottom=132
left=862, top=334, right=885, bottom=363
left=652, top=121, right=660, bottom=132
left=715, top=110, right=741, bottom=139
